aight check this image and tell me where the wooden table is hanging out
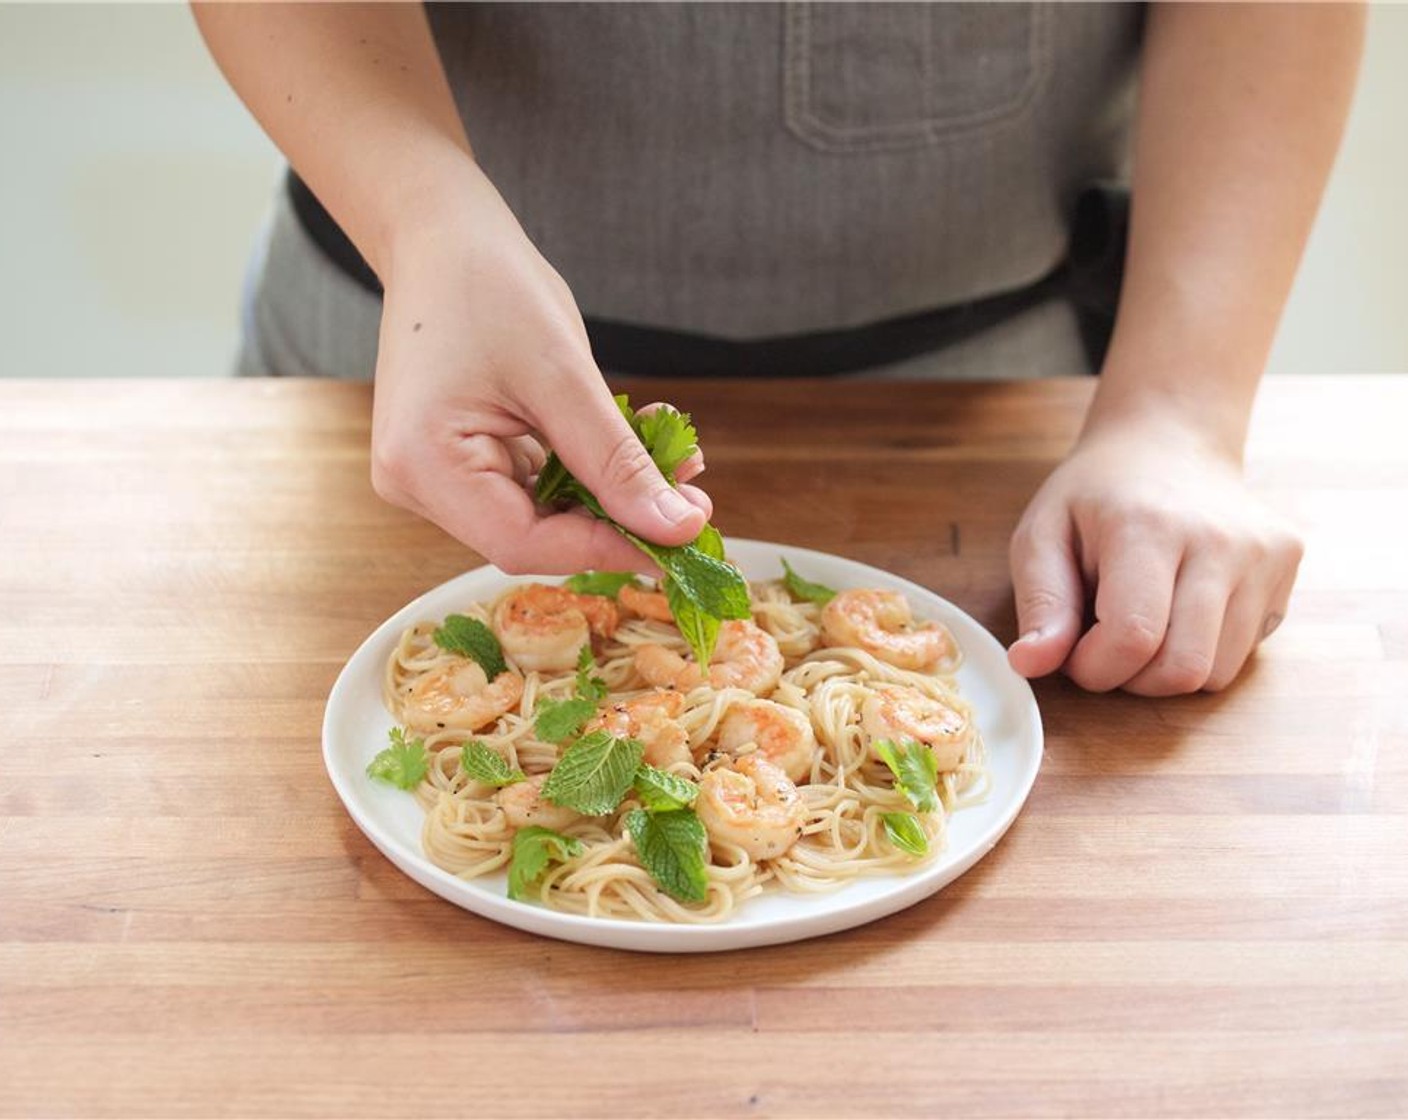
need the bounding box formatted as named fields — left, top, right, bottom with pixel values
left=1, top=376, right=1404, bottom=1118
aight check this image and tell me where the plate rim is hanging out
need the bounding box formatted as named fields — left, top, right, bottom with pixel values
left=322, top=538, right=1043, bottom=953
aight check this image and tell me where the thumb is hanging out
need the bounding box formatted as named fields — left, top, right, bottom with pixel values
left=1007, top=512, right=1085, bottom=679
left=535, top=379, right=706, bottom=547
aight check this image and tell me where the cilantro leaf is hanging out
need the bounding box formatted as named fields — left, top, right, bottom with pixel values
left=880, top=811, right=930, bottom=857
left=781, top=557, right=837, bottom=606
left=432, top=614, right=507, bottom=678
left=632, top=764, right=699, bottom=812
left=574, top=645, right=609, bottom=704
left=872, top=738, right=940, bottom=813
left=625, top=807, right=710, bottom=904
left=540, top=731, right=644, bottom=815
left=507, top=826, right=584, bottom=901
left=366, top=727, right=430, bottom=790
left=459, top=741, right=525, bottom=787
left=634, top=403, right=699, bottom=477
left=563, top=571, right=640, bottom=599
left=533, top=696, right=599, bottom=745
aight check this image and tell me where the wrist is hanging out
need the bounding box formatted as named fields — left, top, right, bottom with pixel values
left=1078, top=373, right=1250, bottom=466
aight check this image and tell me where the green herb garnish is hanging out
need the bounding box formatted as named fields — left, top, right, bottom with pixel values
left=432, top=614, right=507, bottom=678
left=563, top=571, right=640, bottom=598
left=459, top=741, right=525, bottom=787
left=539, top=731, right=644, bottom=815
left=631, top=765, right=700, bottom=812
left=507, top=826, right=584, bottom=900
left=872, top=738, right=940, bottom=813
left=781, top=557, right=837, bottom=606
left=533, top=396, right=750, bottom=668
left=625, top=807, right=710, bottom=904
left=880, top=811, right=930, bottom=857
left=366, top=727, right=430, bottom=790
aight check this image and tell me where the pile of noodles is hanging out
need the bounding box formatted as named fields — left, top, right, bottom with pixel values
left=382, top=580, right=988, bottom=924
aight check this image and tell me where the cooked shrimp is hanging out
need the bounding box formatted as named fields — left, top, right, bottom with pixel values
left=401, top=658, right=524, bottom=734
left=715, top=699, right=816, bottom=783
left=492, top=583, right=619, bottom=673
left=861, top=685, right=974, bottom=773
left=618, top=582, right=674, bottom=623
left=821, top=589, right=957, bottom=671
left=585, top=689, right=691, bottom=769
left=496, top=773, right=582, bottom=832
left=635, top=620, right=783, bottom=695
left=696, top=755, right=806, bottom=861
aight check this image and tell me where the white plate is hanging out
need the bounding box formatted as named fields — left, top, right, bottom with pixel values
left=323, top=539, right=1043, bottom=953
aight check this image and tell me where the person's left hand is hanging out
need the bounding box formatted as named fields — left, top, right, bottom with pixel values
left=1005, top=417, right=1304, bottom=695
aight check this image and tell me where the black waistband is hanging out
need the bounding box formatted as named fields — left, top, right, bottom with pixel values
left=285, top=168, right=1123, bottom=376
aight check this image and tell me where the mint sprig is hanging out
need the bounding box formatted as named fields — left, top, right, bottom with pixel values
left=507, top=826, right=584, bottom=900
left=625, top=808, right=709, bottom=904
left=459, top=741, right=525, bottom=787
left=432, top=614, right=508, bottom=678
left=540, top=731, right=644, bottom=815
left=880, top=811, right=929, bottom=857
left=533, top=395, right=750, bottom=668
left=872, top=738, right=940, bottom=813
left=366, top=727, right=430, bottom=790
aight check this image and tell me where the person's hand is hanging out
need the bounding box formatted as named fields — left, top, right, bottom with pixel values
left=1006, top=417, right=1303, bottom=694
left=367, top=167, right=709, bottom=574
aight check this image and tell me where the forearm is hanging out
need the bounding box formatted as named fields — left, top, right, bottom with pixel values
left=1087, top=2, right=1364, bottom=459
left=192, top=1, right=489, bottom=279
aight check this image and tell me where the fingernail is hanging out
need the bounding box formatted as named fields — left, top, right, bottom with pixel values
left=1015, top=629, right=1043, bottom=646
left=654, top=487, right=694, bottom=525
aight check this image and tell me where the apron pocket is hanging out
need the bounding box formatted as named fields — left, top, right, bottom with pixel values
left=783, top=1, right=1051, bottom=152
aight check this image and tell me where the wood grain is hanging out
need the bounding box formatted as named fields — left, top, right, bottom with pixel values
left=1, top=376, right=1405, bottom=1118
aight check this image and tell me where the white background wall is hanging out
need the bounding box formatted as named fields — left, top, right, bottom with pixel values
left=0, top=2, right=1404, bottom=380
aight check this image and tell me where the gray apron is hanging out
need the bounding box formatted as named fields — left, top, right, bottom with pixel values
left=238, top=2, right=1141, bottom=380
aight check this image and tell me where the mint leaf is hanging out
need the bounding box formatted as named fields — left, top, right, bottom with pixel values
left=632, top=764, right=699, bottom=812
left=693, top=523, right=727, bottom=561
left=872, top=738, right=940, bottom=813
left=432, top=614, right=508, bottom=679
left=533, top=696, right=599, bottom=745
left=574, top=645, right=609, bottom=704
left=626, top=537, right=751, bottom=623
left=563, top=571, right=640, bottom=599
left=625, top=808, right=709, bottom=904
left=366, top=727, right=430, bottom=790
left=880, top=811, right=929, bottom=857
left=664, top=574, right=720, bottom=676
left=781, top=557, right=837, bottom=606
left=459, top=741, right=525, bottom=787
left=507, top=826, right=584, bottom=901
left=540, top=731, right=644, bottom=815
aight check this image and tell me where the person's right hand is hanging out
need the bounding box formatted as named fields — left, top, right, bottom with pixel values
left=368, top=166, right=710, bottom=574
